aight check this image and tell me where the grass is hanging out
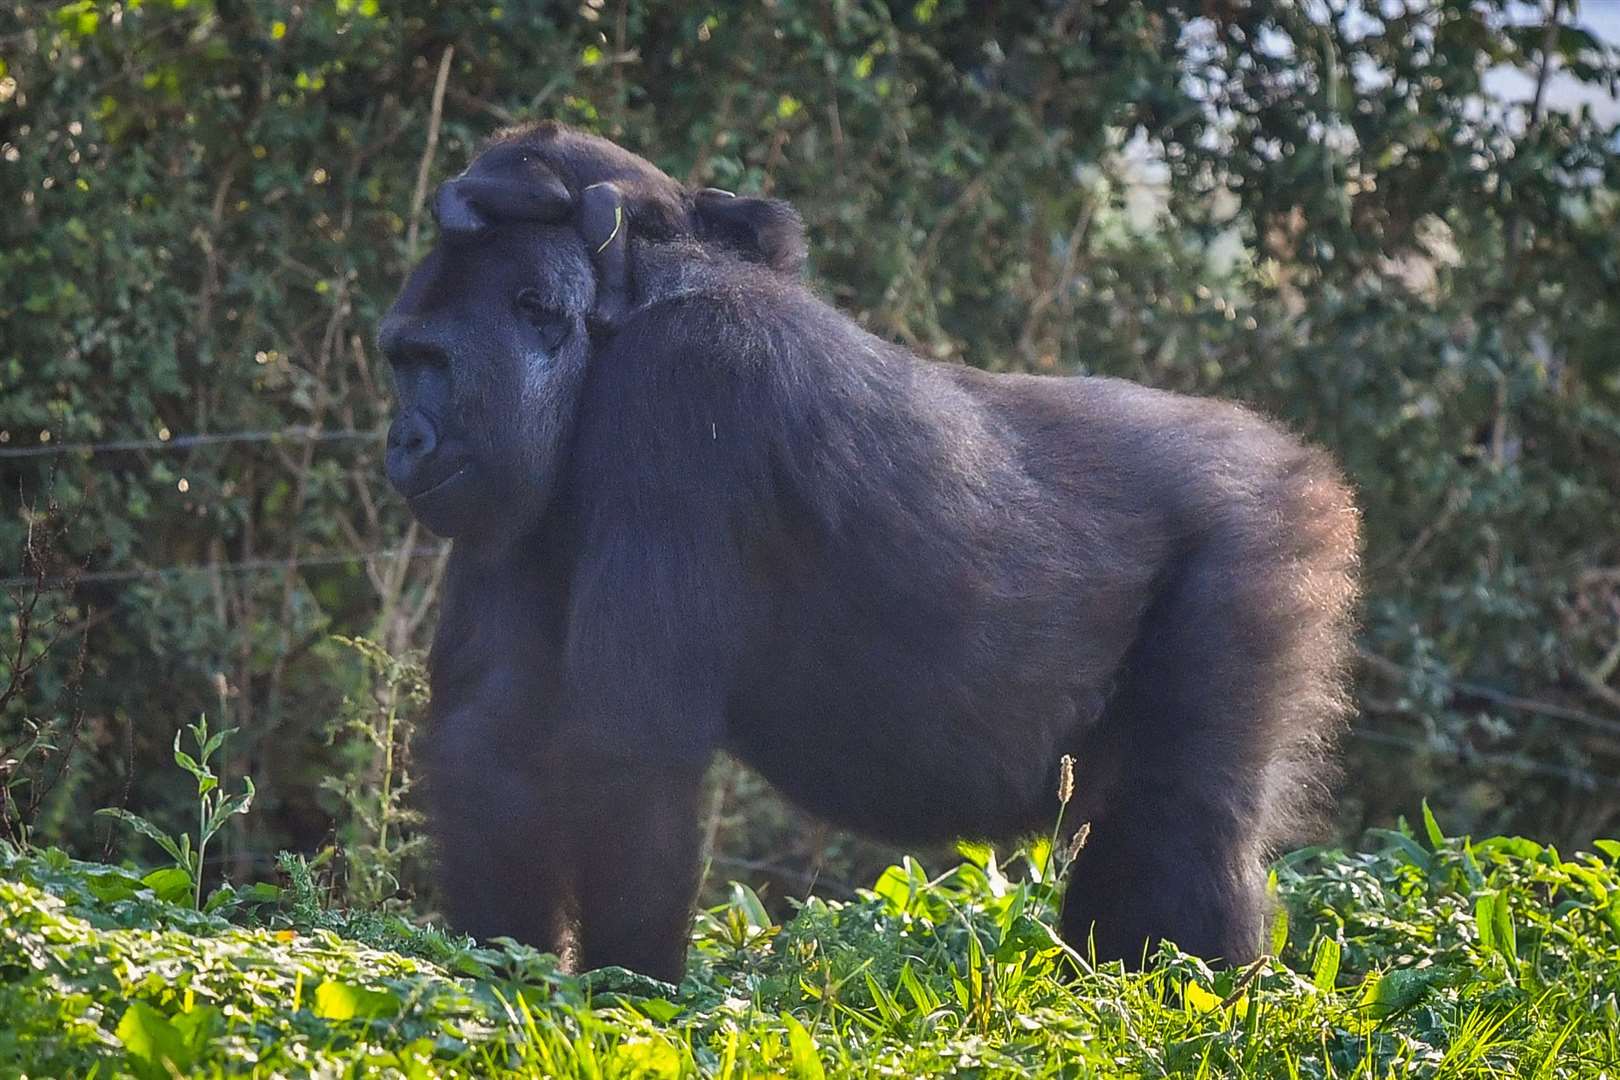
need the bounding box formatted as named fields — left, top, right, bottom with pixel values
left=2, top=820, right=1618, bottom=1078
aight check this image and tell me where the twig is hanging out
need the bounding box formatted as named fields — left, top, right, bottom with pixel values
left=447, top=86, right=513, bottom=126
left=1219, top=955, right=1269, bottom=1009
left=406, top=46, right=455, bottom=262
left=708, top=855, right=857, bottom=900
left=1576, top=664, right=1620, bottom=714
left=1018, top=197, right=1096, bottom=366
left=1357, top=646, right=1620, bottom=737
left=612, top=0, right=629, bottom=138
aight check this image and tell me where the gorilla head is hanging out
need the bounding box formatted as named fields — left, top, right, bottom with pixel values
left=377, top=124, right=802, bottom=541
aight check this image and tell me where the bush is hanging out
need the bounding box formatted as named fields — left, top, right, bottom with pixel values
left=2, top=1, right=1618, bottom=893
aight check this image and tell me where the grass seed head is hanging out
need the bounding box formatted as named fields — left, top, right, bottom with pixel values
left=1066, top=821, right=1091, bottom=863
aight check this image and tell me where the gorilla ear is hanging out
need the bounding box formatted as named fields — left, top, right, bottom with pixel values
left=580, top=182, right=629, bottom=328
left=694, top=189, right=807, bottom=275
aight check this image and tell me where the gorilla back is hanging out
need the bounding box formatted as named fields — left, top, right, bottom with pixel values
left=379, top=122, right=1361, bottom=982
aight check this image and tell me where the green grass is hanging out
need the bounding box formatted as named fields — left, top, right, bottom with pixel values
left=3, top=824, right=1618, bottom=1078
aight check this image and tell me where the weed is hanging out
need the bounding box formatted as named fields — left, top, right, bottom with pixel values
left=95, top=714, right=256, bottom=911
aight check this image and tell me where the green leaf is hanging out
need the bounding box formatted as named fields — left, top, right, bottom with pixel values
left=1311, top=937, right=1341, bottom=993
left=1366, top=828, right=1432, bottom=872
left=1421, top=799, right=1446, bottom=851
left=1028, top=837, right=1053, bottom=883
left=782, top=1013, right=825, bottom=1080
left=173, top=748, right=206, bottom=781
left=863, top=970, right=904, bottom=1025
left=729, top=881, right=772, bottom=931
left=1360, top=967, right=1444, bottom=1019
left=312, top=981, right=403, bottom=1021
left=1268, top=906, right=1290, bottom=957
left=1462, top=840, right=1486, bottom=889
left=636, top=997, right=682, bottom=1023
left=993, top=913, right=1064, bottom=962
left=1182, top=980, right=1225, bottom=1014
left=141, top=866, right=194, bottom=905
left=871, top=864, right=913, bottom=914
left=95, top=808, right=186, bottom=866
left=203, top=883, right=238, bottom=914
left=200, top=727, right=233, bottom=763
left=84, top=866, right=146, bottom=903
left=898, top=960, right=941, bottom=1013
left=117, top=1001, right=192, bottom=1078
left=237, top=881, right=284, bottom=905
left=1493, top=894, right=1519, bottom=974
left=203, top=778, right=255, bottom=843
left=955, top=839, right=993, bottom=868
left=1475, top=892, right=1496, bottom=954
left=1476, top=836, right=1544, bottom=861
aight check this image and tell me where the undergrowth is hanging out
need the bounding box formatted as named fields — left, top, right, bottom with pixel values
left=2, top=817, right=1617, bottom=1077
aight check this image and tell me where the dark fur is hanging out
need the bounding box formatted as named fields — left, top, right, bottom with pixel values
left=378, top=123, right=1361, bottom=982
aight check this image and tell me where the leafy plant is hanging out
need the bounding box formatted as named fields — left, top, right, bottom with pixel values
left=4, top=0, right=1619, bottom=909
left=0, top=497, right=90, bottom=851
left=95, top=715, right=255, bottom=911
left=3, top=822, right=1619, bottom=1077
left=322, top=635, right=430, bottom=909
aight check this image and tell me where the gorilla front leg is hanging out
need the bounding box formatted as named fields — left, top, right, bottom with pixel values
left=571, top=762, right=709, bottom=984
left=424, top=715, right=573, bottom=953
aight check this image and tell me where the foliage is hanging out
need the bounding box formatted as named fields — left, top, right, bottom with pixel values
left=95, top=714, right=256, bottom=910
left=3, top=823, right=1618, bottom=1077
left=321, top=635, right=429, bottom=910
left=0, top=493, right=88, bottom=848
left=1, top=0, right=1619, bottom=895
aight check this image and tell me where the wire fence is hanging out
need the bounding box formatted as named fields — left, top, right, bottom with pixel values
left=0, top=427, right=385, bottom=460
left=1, top=546, right=447, bottom=591
left=2, top=426, right=415, bottom=590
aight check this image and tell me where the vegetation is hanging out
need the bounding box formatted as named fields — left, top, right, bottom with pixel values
left=5, top=4, right=1620, bottom=896
left=4, top=817, right=1618, bottom=1077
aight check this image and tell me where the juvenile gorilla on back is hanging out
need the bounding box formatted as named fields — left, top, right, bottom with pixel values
left=379, top=122, right=1360, bottom=983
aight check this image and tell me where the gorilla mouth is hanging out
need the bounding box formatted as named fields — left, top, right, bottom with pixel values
left=405, top=464, right=470, bottom=503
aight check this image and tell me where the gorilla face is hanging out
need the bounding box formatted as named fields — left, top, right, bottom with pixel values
left=378, top=188, right=597, bottom=543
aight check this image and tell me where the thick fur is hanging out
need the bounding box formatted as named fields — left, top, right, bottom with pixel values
left=380, top=124, right=1361, bottom=982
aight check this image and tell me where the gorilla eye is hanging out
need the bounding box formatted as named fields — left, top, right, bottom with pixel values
left=515, top=288, right=571, bottom=353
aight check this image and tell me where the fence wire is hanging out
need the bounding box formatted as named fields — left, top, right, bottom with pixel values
left=0, top=427, right=384, bottom=459
left=2, top=545, right=445, bottom=591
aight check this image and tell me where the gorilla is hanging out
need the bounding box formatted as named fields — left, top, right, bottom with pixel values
left=377, top=122, right=1360, bottom=983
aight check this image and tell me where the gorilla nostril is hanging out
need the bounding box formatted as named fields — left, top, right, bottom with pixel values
left=387, top=412, right=439, bottom=464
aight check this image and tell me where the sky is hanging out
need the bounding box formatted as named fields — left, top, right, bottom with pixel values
left=1485, top=1, right=1620, bottom=123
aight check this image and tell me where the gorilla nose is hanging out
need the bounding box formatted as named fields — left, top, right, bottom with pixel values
left=385, top=411, right=439, bottom=493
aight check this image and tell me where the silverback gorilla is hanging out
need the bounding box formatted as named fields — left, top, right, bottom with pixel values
left=378, top=122, right=1360, bottom=982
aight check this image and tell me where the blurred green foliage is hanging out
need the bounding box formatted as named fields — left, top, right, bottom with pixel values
left=2, top=1, right=1619, bottom=898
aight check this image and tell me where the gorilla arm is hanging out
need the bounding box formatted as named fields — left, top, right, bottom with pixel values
left=554, top=292, right=773, bottom=764
left=547, top=293, right=774, bottom=980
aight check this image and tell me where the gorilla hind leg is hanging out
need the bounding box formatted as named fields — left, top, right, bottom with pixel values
left=1064, top=464, right=1358, bottom=966
left=1060, top=785, right=1267, bottom=966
